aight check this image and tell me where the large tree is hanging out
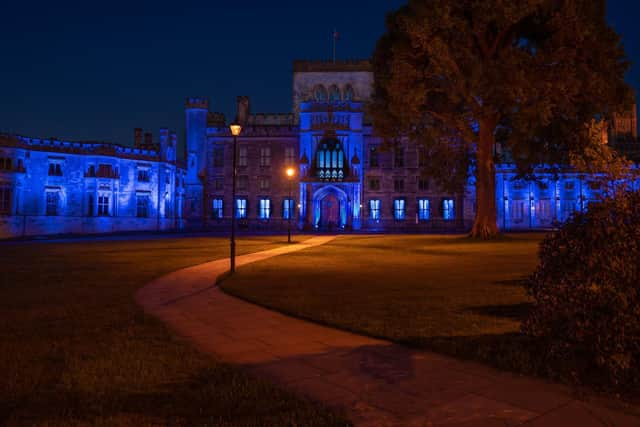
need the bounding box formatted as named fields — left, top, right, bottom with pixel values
left=372, top=0, right=633, bottom=238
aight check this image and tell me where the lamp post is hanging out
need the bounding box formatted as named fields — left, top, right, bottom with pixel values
left=286, top=167, right=295, bottom=243
left=229, top=122, right=242, bottom=273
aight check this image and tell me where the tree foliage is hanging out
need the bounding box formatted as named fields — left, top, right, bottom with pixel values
left=523, top=190, right=640, bottom=385
left=372, top=0, right=633, bottom=237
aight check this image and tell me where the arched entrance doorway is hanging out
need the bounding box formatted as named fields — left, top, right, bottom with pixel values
left=320, top=194, right=340, bottom=230
left=312, top=185, right=349, bottom=231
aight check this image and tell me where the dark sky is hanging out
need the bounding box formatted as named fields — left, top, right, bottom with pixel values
left=1, top=0, right=638, bottom=146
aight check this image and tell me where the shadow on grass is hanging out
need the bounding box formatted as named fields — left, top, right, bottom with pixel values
left=492, top=277, right=530, bottom=287
left=401, top=331, right=640, bottom=399
left=467, top=302, right=532, bottom=321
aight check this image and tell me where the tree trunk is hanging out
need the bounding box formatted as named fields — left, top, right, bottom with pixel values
left=470, top=118, right=500, bottom=239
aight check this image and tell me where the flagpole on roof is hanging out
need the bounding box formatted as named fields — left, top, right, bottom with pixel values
left=332, top=29, right=338, bottom=64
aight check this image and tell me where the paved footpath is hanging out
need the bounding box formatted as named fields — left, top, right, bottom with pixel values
left=136, top=236, right=640, bottom=427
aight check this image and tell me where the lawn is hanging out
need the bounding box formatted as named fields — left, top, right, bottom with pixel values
left=221, top=234, right=582, bottom=383
left=0, top=234, right=349, bottom=426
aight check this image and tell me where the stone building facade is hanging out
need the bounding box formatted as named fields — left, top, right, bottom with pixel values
left=1, top=59, right=638, bottom=238
left=0, top=130, right=185, bottom=239
left=182, top=60, right=639, bottom=232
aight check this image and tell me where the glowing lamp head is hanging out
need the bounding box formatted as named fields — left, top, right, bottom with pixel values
left=229, top=123, right=242, bottom=136
left=286, top=167, right=295, bottom=178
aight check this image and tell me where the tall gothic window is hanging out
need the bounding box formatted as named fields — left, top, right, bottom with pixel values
left=212, top=198, right=223, bottom=219
left=418, top=199, right=430, bottom=221
left=282, top=199, right=294, bottom=219
left=328, top=85, right=341, bottom=102
left=343, top=85, right=354, bottom=101
left=235, top=198, right=247, bottom=219
left=315, top=138, right=346, bottom=181
left=313, top=85, right=327, bottom=102
left=369, top=199, right=381, bottom=221
left=258, top=198, right=271, bottom=220
left=98, top=195, right=109, bottom=216
left=394, top=198, right=406, bottom=221
left=442, top=199, right=455, bottom=220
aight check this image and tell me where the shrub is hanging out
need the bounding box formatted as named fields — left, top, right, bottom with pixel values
left=522, top=190, right=640, bottom=385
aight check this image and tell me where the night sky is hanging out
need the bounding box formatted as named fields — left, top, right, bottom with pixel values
left=1, top=0, right=638, bottom=147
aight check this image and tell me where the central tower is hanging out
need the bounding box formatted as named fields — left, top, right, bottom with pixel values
left=293, top=60, right=372, bottom=230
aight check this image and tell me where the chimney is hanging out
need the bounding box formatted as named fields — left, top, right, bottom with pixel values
left=134, top=128, right=143, bottom=147
left=168, top=131, right=177, bottom=162
left=144, top=132, right=153, bottom=147
left=237, top=96, right=250, bottom=126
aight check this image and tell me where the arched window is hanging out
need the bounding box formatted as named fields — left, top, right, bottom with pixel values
left=313, top=85, right=327, bottom=102
left=328, top=85, right=341, bottom=102
left=314, top=138, right=348, bottom=182
left=343, top=85, right=355, bottom=101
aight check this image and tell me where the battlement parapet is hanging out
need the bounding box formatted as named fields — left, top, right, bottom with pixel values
left=0, top=133, right=169, bottom=161
left=185, top=96, right=209, bottom=110
left=206, top=125, right=299, bottom=138
left=246, top=113, right=294, bottom=126
left=293, top=59, right=372, bottom=73
left=207, top=112, right=226, bottom=127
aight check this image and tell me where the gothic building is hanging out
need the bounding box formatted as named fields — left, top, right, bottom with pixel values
left=0, top=130, right=185, bottom=239
left=182, top=60, right=639, bottom=232
left=0, top=59, right=638, bottom=238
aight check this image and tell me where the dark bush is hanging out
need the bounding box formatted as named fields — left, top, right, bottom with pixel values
left=523, top=190, right=640, bottom=385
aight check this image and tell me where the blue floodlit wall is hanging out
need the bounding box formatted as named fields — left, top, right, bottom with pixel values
left=183, top=97, right=209, bottom=224
left=0, top=135, right=185, bottom=239
left=495, top=164, right=640, bottom=230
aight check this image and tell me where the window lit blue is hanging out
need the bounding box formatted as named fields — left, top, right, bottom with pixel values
left=283, top=198, right=294, bottom=219
left=442, top=199, right=455, bottom=220
left=212, top=198, right=223, bottom=219
left=394, top=199, right=406, bottom=221
left=418, top=199, right=430, bottom=220
left=235, top=198, right=247, bottom=219
left=369, top=199, right=380, bottom=221
left=258, top=198, right=271, bottom=220
left=315, top=139, right=346, bottom=182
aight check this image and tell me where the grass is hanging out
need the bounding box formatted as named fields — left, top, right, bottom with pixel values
left=0, top=234, right=350, bottom=426
left=221, top=234, right=584, bottom=382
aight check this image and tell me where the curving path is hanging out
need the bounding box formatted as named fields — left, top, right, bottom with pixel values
left=136, top=236, right=639, bottom=427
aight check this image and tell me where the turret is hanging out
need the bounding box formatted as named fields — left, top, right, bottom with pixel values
left=168, top=131, right=177, bottom=162
left=185, top=96, right=209, bottom=183
left=159, top=128, right=169, bottom=161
